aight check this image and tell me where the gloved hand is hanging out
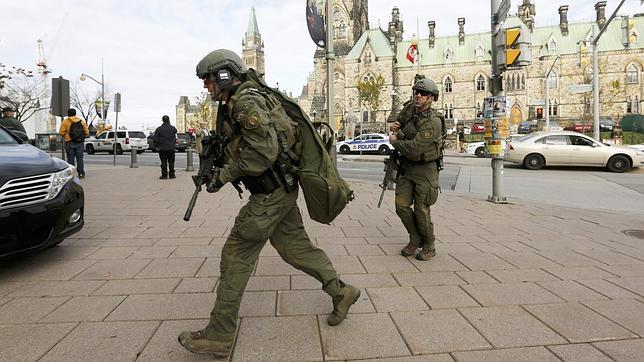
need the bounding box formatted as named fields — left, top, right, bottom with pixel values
left=206, top=177, right=224, bottom=193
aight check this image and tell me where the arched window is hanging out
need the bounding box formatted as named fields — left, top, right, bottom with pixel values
left=505, top=75, right=511, bottom=91
left=476, top=75, right=486, bottom=91
left=444, top=48, right=453, bottom=61
left=548, top=38, right=558, bottom=52
left=548, top=71, right=558, bottom=89
left=627, top=64, right=639, bottom=84
left=363, top=51, right=372, bottom=65
left=444, top=104, right=453, bottom=119
left=549, top=99, right=558, bottom=116
left=520, top=73, right=526, bottom=89
left=476, top=102, right=483, bottom=118
left=634, top=96, right=640, bottom=114
left=511, top=74, right=517, bottom=91
left=475, top=44, right=484, bottom=59
left=444, top=77, right=453, bottom=93
left=627, top=96, right=632, bottom=113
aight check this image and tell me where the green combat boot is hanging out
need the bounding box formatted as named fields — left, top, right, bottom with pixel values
left=327, top=283, right=361, bottom=326
left=400, top=242, right=419, bottom=257
left=178, top=330, right=231, bottom=358
left=416, top=246, right=436, bottom=261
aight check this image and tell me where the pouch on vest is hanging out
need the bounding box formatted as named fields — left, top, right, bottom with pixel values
left=246, top=69, right=354, bottom=224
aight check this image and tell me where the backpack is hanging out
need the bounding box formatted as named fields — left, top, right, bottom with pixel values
left=245, top=69, right=354, bottom=224
left=69, top=121, right=85, bottom=142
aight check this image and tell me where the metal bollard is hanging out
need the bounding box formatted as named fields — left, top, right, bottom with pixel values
left=130, top=146, right=138, bottom=168
left=186, top=146, right=195, bottom=172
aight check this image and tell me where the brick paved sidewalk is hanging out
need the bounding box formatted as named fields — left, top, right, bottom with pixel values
left=1, top=166, right=643, bottom=361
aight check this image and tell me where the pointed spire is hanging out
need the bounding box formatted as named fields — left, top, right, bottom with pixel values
left=246, top=6, right=260, bottom=37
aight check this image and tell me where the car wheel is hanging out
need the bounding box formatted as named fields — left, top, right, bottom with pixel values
left=523, top=154, right=544, bottom=170
left=85, top=144, right=95, bottom=155
left=115, top=144, right=123, bottom=155
left=137, top=150, right=144, bottom=154
left=607, top=155, right=630, bottom=173
left=475, top=146, right=486, bottom=158
left=378, top=145, right=390, bottom=155
left=339, top=145, right=350, bottom=154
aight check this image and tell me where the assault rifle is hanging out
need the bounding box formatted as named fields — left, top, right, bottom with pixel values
left=183, top=132, right=228, bottom=221
left=377, top=150, right=399, bottom=208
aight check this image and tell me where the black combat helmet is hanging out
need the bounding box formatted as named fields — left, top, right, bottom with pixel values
left=196, top=49, right=247, bottom=79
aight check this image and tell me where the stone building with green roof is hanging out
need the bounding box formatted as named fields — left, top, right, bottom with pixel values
left=299, top=0, right=643, bottom=138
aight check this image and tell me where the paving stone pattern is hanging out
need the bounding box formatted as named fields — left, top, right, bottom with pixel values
left=0, top=166, right=643, bottom=361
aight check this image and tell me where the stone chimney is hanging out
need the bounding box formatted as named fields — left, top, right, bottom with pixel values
left=458, top=18, right=465, bottom=46
left=428, top=21, right=436, bottom=48
left=559, top=5, right=569, bottom=36
left=595, top=1, right=607, bottom=27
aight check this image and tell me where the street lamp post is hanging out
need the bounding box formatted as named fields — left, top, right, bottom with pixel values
left=542, top=55, right=561, bottom=131
left=80, top=61, right=105, bottom=131
left=81, top=60, right=110, bottom=161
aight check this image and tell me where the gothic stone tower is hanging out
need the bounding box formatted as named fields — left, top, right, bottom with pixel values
left=307, top=0, right=369, bottom=124
left=242, top=7, right=265, bottom=75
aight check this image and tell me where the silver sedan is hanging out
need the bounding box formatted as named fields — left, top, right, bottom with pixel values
left=506, top=131, right=644, bottom=173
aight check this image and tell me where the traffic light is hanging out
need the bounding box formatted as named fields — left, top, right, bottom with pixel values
left=494, top=24, right=531, bottom=72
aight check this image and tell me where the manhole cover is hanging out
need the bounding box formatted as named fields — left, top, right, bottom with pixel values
left=623, top=230, right=644, bottom=239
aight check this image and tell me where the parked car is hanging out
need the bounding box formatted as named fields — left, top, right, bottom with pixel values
left=147, top=133, right=157, bottom=152
left=518, top=121, right=537, bottom=134
left=471, top=123, right=485, bottom=134
left=447, top=126, right=471, bottom=135
left=0, top=125, right=84, bottom=258
left=85, top=130, right=149, bottom=154
left=466, top=141, right=487, bottom=158
left=563, top=123, right=593, bottom=133
left=336, top=133, right=394, bottom=155
left=176, top=132, right=191, bottom=152
left=600, top=119, right=616, bottom=132
left=506, top=131, right=644, bottom=173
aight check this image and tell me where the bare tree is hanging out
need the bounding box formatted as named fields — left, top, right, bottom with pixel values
left=0, top=73, right=47, bottom=123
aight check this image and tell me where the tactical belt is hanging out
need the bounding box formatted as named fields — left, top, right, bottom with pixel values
left=241, top=163, right=299, bottom=195
left=401, top=157, right=437, bottom=165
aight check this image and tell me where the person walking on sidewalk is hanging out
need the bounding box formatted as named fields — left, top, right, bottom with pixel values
left=153, top=115, right=177, bottom=179
left=194, top=122, right=208, bottom=154
left=389, top=78, right=444, bottom=261
left=59, top=108, right=89, bottom=178
left=177, top=49, right=360, bottom=359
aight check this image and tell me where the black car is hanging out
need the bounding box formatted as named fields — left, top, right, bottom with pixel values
left=176, top=133, right=191, bottom=152
left=0, top=126, right=84, bottom=257
left=147, top=133, right=157, bottom=152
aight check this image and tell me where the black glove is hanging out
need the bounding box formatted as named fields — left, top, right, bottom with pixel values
left=206, top=177, right=224, bottom=193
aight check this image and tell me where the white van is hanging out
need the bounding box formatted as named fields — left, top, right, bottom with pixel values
left=85, top=130, right=149, bottom=154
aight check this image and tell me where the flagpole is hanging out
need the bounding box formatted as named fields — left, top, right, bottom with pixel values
left=416, top=17, right=421, bottom=74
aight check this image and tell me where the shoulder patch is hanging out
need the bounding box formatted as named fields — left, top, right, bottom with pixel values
left=244, top=112, right=260, bottom=129
left=421, top=129, right=433, bottom=139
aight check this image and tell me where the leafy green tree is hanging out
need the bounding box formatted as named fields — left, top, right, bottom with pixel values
left=356, top=74, right=385, bottom=123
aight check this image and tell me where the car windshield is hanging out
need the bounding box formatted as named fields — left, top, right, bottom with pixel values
left=0, top=128, right=19, bottom=145
left=129, top=131, right=146, bottom=139
left=178, top=134, right=190, bottom=140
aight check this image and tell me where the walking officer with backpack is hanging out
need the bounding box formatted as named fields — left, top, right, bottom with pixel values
left=59, top=108, right=89, bottom=178
left=389, top=78, right=445, bottom=261
left=177, top=49, right=360, bottom=358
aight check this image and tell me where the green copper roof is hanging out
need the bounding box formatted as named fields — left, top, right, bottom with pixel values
left=347, top=29, right=394, bottom=60
left=246, top=7, right=260, bottom=36
left=393, top=15, right=643, bottom=67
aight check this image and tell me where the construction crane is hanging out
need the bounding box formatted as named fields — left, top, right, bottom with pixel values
left=35, top=38, right=54, bottom=133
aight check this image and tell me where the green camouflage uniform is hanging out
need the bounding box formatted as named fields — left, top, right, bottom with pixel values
left=391, top=102, right=443, bottom=254
left=202, top=79, right=342, bottom=343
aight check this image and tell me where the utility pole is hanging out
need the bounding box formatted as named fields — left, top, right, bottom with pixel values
left=488, top=0, right=507, bottom=203
left=592, top=0, right=626, bottom=141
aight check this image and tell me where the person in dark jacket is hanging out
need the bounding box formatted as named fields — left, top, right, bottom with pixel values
left=153, top=115, right=178, bottom=179
left=0, top=107, right=26, bottom=134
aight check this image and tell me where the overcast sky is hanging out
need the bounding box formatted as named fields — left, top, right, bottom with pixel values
left=2, top=0, right=641, bottom=130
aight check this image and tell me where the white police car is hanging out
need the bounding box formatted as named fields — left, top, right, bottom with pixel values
left=336, top=133, right=394, bottom=155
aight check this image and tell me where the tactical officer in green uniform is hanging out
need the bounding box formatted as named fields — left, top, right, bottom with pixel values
left=178, top=49, right=360, bottom=358
left=389, top=78, right=444, bottom=261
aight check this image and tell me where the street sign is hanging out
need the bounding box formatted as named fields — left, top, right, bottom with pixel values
left=568, top=84, right=593, bottom=94
left=495, top=0, right=511, bottom=24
